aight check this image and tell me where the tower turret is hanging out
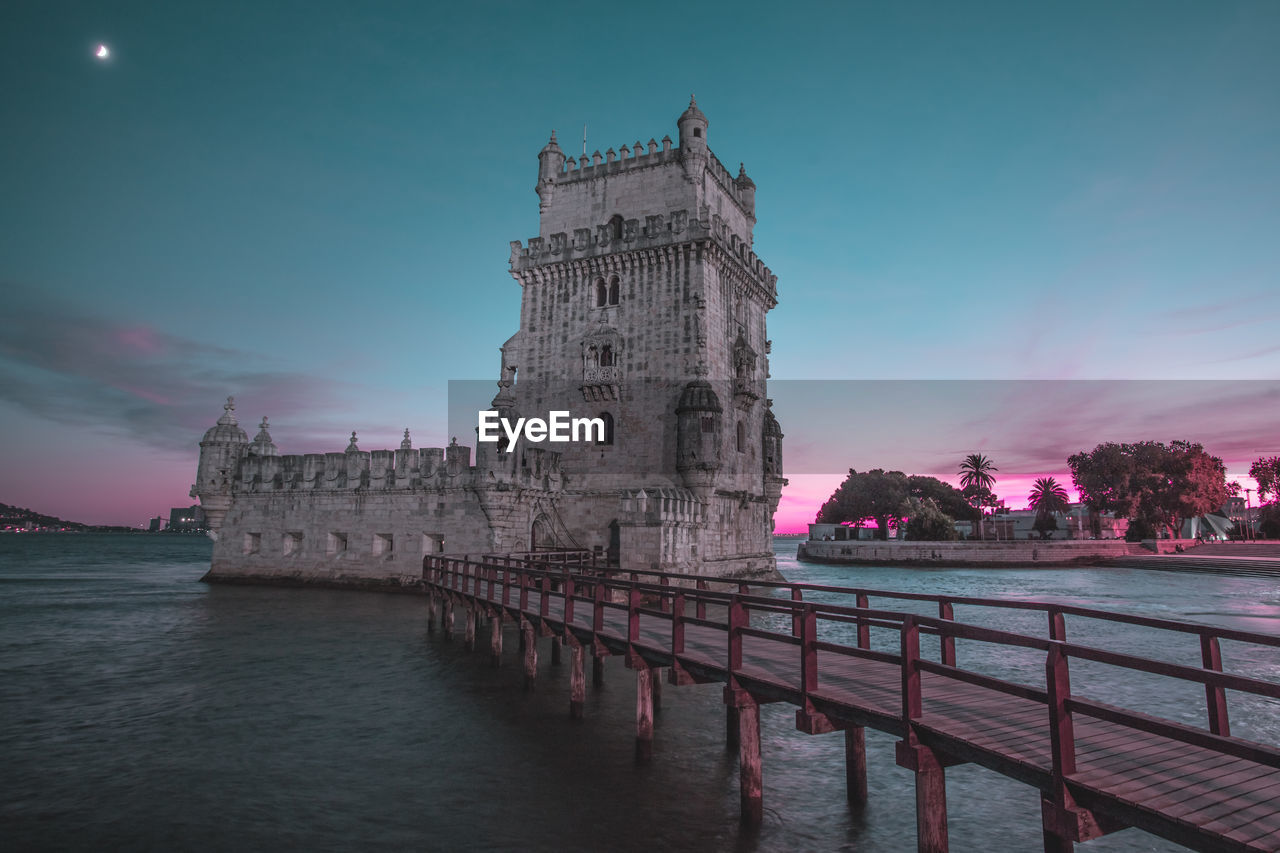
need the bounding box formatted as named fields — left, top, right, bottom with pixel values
left=536, top=131, right=565, bottom=209
left=192, top=397, right=249, bottom=537
left=762, top=400, right=787, bottom=527
left=676, top=380, right=723, bottom=500
left=247, top=417, right=278, bottom=457
left=677, top=95, right=708, bottom=155
left=736, top=163, right=756, bottom=222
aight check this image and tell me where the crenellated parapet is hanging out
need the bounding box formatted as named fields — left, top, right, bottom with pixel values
left=553, top=140, right=750, bottom=210
left=619, top=487, right=704, bottom=525
left=227, top=434, right=566, bottom=497
left=510, top=208, right=778, bottom=304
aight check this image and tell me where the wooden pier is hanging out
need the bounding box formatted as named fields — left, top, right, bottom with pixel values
left=422, top=554, right=1280, bottom=852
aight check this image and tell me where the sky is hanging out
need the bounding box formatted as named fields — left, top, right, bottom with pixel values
left=1, top=1, right=1278, bottom=529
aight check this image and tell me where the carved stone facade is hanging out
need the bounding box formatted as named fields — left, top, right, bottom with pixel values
left=194, top=100, right=785, bottom=586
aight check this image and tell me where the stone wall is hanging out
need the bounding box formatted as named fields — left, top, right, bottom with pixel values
left=798, top=539, right=1147, bottom=567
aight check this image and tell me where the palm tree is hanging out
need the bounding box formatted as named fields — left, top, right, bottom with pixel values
left=1028, top=476, right=1071, bottom=539
left=959, top=454, right=998, bottom=539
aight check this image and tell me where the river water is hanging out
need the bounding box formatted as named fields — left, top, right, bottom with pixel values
left=2, top=535, right=1277, bottom=852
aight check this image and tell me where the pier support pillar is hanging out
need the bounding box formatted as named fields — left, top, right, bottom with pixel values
left=907, top=745, right=949, bottom=853
left=736, top=695, right=763, bottom=825
left=570, top=643, right=585, bottom=719
left=635, top=666, right=654, bottom=761
left=1041, top=821, right=1074, bottom=853
left=427, top=595, right=437, bottom=634
left=551, top=636, right=562, bottom=665
left=464, top=607, right=476, bottom=651
left=522, top=620, right=537, bottom=691
left=846, top=726, right=868, bottom=807
left=651, top=666, right=663, bottom=711
left=725, top=705, right=740, bottom=750
left=489, top=613, right=503, bottom=666
left=592, top=652, right=605, bottom=687
left=443, top=599, right=454, bottom=640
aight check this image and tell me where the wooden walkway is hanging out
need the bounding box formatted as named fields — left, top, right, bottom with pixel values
left=422, top=554, right=1280, bottom=853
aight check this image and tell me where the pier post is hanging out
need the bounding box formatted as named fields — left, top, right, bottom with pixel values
left=464, top=607, right=476, bottom=651
left=489, top=612, right=503, bottom=666
left=736, top=695, right=763, bottom=825
left=592, top=652, right=605, bottom=687
left=522, top=619, right=537, bottom=691
left=651, top=666, right=663, bottom=711
left=443, top=599, right=455, bottom=640
left=427, top=594, right=437, bottom=634
left=726, top=705, right=740, bottom=749
left=912, top=746, right=949, bottom=853
left=636, top=666, right=654, bottom=760
left=570, top=642, right=585, bottom=719
left=551, top=636, right=562, bottom=665
left=1041, top=809, right=1074, bottom=853
left=846, top=726, right=868, bottom=807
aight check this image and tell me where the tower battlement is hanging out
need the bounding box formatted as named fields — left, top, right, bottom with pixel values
left=551, top=140, right=751, bottom=212
left=534, top=97, right=759, bottom=249
left=509, top=206, right=777, bottom=305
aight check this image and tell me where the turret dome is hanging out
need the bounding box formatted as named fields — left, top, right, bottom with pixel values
left=201, top=397, right=249, bottom=444
left=676, top=379, right=722, bottom=413
left=679, top=95, right=707, bottom=125
left=247, top=416, right=278, bottom=456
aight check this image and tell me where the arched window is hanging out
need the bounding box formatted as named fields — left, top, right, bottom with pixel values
left=736, top=421, right=746, bottom=453
left=595, top=278, right=607, bottom=307
left=608, top=275, right=620, bottom=306
left=586, top=344, right=599, bottom=367
left=599, top=345, right=613, bottom=367
left=608, top=215, right=624, bottom=241
left=597, top=411, right=615, bottom=446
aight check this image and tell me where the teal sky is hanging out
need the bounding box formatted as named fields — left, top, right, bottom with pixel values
left=2, top=1, right=1278, bottom=527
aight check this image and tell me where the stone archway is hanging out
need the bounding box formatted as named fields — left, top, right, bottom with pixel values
left=531, top=514, right=555, bottom=551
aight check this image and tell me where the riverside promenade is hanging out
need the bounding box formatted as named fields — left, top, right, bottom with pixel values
left=1105, top=543, right=1280, bottom=578
left=423, top=553, right=1280, bottom=853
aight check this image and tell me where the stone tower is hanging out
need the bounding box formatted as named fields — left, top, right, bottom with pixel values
left=504, top=98, right=786, bottom=578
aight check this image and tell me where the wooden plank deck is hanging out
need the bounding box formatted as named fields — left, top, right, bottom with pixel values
left=424, top=559, right=1280, bottom=853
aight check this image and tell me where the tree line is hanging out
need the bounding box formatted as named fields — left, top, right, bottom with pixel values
left=816, top=442, right=1280, bottom=541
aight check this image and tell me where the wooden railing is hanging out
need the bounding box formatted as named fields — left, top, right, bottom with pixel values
left=423, top=553, right=1280, bottom=849
left=424, top=554, right=1280, bottom=748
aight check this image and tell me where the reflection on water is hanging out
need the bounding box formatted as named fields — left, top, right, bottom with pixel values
left=1, top=535, right=1275, bottom=852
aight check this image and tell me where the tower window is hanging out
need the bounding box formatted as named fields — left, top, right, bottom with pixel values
left=693, top=128, right=702, bottom=138
left=736, top=421, right=746, bottom=453
left=595, top=278, right=607, bottom=307
left=608, top=215, right=624, bottom=241
left=608, top=276, right=620, bottom=305
left=701, top=416, right=714, bottom=433
left=596, top=412, right=615, bottom=446
left=600, top=345, right=613, bottom=367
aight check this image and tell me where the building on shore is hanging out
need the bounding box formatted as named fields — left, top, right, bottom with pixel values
left=193, top=99, right=787, bottom=586
left=167, top=506, right=204, bottom=532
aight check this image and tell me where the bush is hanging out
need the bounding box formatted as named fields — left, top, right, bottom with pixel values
left=904, top=499, right=958, bottom=541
